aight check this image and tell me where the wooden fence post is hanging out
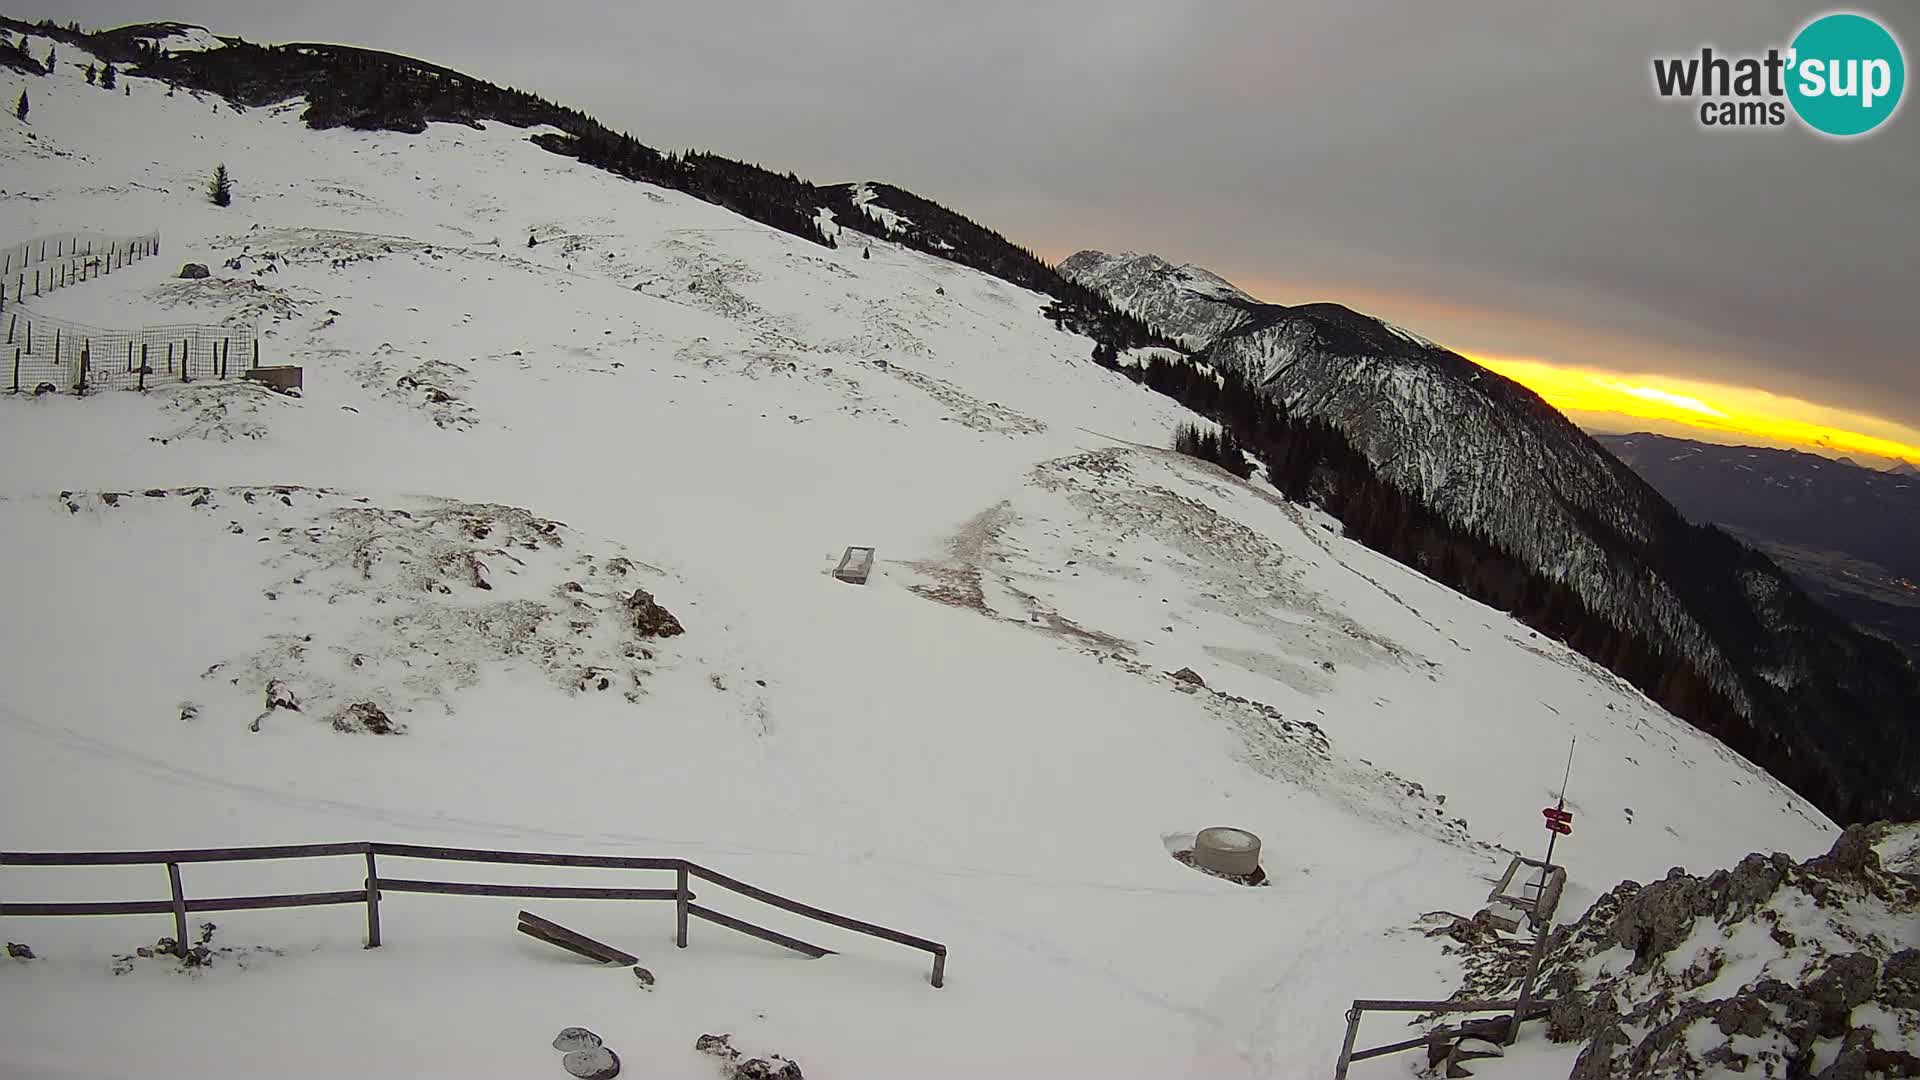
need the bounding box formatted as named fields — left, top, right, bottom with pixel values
left=166, top=862, right=190, bottom=958
left=11, top=348, right=19, bottom=393
left=181, top=339, right=188, bottom=383
left=1332, top=1005, right=1363, bottom=1080
left=139, top=344, right=148, bottom=391
left=127, top=341, right=134, bottom=373
left=221, top=337, right=230, bottom=378
left=252, top=338, right=260, bottom=369
left=675, top=864, right=690, bottom=948
left=166, top=342, right=174, bottom=374
left=364, top=848, right=383, bottom=948
left=1507, top=927, right=1553, bottom=1045
left=78, top=342, right=89, bottom=395
left=52, top=327, right=59, bottom=359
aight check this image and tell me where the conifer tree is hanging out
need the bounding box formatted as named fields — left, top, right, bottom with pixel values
left=101, top=62, right=116, bottom=90
left=44, top=45, right=55, bottom=73
left=85, top=62, right=96, bottom=85
left=208, top=163, right=232, bottom=207
left=15, top=88, right=27, bottom=122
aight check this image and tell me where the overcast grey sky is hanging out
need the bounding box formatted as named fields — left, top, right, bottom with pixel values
left=22, top=1, right=1920, bottom=438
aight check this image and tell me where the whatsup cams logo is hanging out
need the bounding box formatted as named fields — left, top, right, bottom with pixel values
left=1653, top=11, right=1905, bottom=136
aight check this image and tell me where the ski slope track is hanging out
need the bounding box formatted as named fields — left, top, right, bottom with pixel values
left=0, top=28, right=1838, bottom=1080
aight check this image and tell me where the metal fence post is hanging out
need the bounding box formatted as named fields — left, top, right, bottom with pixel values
left=166, top=862, right=190, bottom=958
left=364, top=847, right=383, bottom=948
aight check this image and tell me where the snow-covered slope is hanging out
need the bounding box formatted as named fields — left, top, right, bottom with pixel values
left=0, top=30, right=1839, bottom=1080
left=1059, top=250, right=1920, bottom=828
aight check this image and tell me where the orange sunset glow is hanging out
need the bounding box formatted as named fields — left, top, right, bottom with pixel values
left=1470, top=356, right=1920, bottom=468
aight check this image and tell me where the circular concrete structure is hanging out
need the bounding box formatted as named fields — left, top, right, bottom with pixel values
left=1194, top=826, right=1262, bottom=877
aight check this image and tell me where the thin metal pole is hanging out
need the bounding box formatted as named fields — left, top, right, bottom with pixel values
left=931, top=949, right=946, bottom=989
left=166, top=863, right=190, bottom=958
left=1542, top=737, right=1575, bottom=870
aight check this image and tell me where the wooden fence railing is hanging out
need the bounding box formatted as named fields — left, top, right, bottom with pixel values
left=0, top=841, right=946, bottom=987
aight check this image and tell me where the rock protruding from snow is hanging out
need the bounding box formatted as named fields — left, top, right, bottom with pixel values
left=1464, top=824, right=1920, bottom=1079
left=561, top=1047, right=620, bottom=1079
left=694, top=1034, right=804, bottom=1080
left=552, top=1028, right=602, bottom=1052
left=625, top=589, right=685, bottom=639
left=179, top=263, right=210, bottom=279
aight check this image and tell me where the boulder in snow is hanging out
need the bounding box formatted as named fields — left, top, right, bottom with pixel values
left=561, top=1046, right=619, bottom=1079
left=625, top=589, right=684, bottom=638
left=179, top=263, right=210, bottom=279
left=551, top=1028, right=602, bottom=1053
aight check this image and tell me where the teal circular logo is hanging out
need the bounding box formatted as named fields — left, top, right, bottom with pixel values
left=1787, top=13, right=1905, bottom=136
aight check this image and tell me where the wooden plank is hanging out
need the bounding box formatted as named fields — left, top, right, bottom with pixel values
left=1351, top=999, right=1527, bottom=1013
left=686, top=903, right=833, bottom=959
left=1332, top=1007, right=1363, bottom=1080
left=166, top=863, right=189, bottom=958
left=516, top=910, right=637, bottom=965
left=365, top=851, right=382, bottom=948
left=1, top=899, right=178, bottom=916
left=687, top=864, right=942, bottom=955
left=1349, top=1034, right=1433, bottom=1063
left=516, top=921, right=625, bottom=964
left=675, top=865, right=689, bottom=949
left=371, top=843, right=682, bottom=872
left=1, top=842, right=369, bottom=866
left=378, top=878, right=680, bottom=902
left=189, top=891, right=368, bottom=913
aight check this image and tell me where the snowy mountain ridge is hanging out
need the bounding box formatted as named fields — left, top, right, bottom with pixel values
left=0, top=20, right=1871, bottom=1080
left=1059, top=250, right=1920, bottom=827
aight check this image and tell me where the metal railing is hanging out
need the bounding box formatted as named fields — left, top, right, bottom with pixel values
left=1, top=840, right=947, bottom=987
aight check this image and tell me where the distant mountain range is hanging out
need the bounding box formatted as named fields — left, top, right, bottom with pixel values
left=1060, top=251, right=1920, bottom=823
left=1598, top=433, right=1920, bottom=658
